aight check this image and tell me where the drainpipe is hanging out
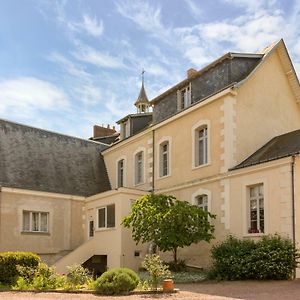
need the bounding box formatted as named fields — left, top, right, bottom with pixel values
left=152, top=129, right=155, bottom=193
left=291, top=155, right=296, bottom=278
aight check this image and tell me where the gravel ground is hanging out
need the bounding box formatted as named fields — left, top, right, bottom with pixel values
left=1, top=281, right=300, bottom=300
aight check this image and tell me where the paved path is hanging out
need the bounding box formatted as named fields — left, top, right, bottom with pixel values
left=1, top=281, right=300, bottom=300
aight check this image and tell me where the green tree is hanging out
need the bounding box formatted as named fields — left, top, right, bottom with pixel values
left=122, top=194, right=215, bottom=263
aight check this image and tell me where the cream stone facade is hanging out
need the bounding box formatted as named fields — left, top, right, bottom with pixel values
left=2, top=39, right=300, bottom=276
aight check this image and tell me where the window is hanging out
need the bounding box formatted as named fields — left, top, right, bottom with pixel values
left=22, top=211, right=49, bottom=233
left=248, top=184, right=264, bottom=234
left=178, top=85, right=191, bottom=110
left=135, top=151, right=144, bottom=185
left=117, top=159, right=124, bottom=188
left=159, top=141, right=169, bottom=177
left=196, top=194, right=208, bottom=212
left=195, top=126, right=208, bottom=166
left=98, top=204, right=115, bottom=229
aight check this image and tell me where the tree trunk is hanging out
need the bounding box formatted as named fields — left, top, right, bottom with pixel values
left=173, top=247, right=178, bottom=263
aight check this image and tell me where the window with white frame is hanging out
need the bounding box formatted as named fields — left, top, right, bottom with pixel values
left=22, top=211, right=49, bottom=233
left=196, top=194, right=208, bottom=212
left=248, top=184, right=264, bottom=234
left=117, top=159, right=125, bottom=188
left=98, top=204, right=115, bottom=229
left=178, top=85, right=191, bottom=110
left=135, top=151, right=144, bottom=185
left=195, top=126, right=208, bottom=166
left=159, top=141, right=169, bottom=177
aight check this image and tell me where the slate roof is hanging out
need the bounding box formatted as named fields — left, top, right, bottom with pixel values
left=231, top=129, right=300, bottom=170
left=0, top=119, right=111, bottom=196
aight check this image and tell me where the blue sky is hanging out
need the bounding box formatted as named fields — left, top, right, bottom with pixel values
left=0, top=0, right=299, bottom=138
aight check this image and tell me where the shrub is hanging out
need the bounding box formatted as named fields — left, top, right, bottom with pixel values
left=0, top=252, right=40, bottom=284
left=142, top=254, right=171, bottom=290
left=165, top=260, right=187, bottom=272
left=210, top=235, right=299, bottom=280
left=14, top=263, right=66, bottom=290
left=67, top=264, right=92, bottom=287
left=94, top=268, right=139, bottom=295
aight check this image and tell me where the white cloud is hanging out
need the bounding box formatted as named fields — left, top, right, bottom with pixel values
left=0, top=77, right=69, bottom=118
left=73, top=44, right=125, bottom=69
left=116, top=0, right=171, bottom=43
left=68, top=14, right=104, bottom=37
left=184, top=0, right=203, bottom=19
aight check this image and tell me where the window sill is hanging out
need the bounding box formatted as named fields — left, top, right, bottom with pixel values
left=95, top=227, right=116, bottom=232
left=192, top=162, right=211, bottom=170
left=133, top=182, right=145, bottom=187
left=157, top=174, right=171, bottom=180
left=21, top=231, right=50, bottom=235
left=243, top=233, right=265, bottom=238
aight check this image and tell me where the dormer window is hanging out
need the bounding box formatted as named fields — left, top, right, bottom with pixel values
left=177, top=83, right=191, bottom=110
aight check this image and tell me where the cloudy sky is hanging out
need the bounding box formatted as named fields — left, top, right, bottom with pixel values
left=0, top=0, right=299, bottom=138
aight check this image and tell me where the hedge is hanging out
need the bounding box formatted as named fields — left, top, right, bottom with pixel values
left=0, top=252, right=40, bottom=284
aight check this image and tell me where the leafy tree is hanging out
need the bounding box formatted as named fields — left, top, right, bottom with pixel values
left=122, top=194, right=215, bottom=263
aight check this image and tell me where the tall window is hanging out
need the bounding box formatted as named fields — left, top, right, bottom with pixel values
left=196, top=194, right=208, bottom=212
left=159, top=141, right=169, bottom=177
left=179, top=85, right=191, bottom=109
left=195, top=126, right=208, bottom=166
left=135, top=151, right=144, bottom=185
left=248, top=184, right=264, bottom=234
left=22, top=211, right=49, bottom=233
left=98, top=204, right=115, bottom=229
left=117, top=159, right=124, bottom=188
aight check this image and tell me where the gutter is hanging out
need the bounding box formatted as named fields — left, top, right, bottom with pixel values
left=291, top=155, right=296, bottom=278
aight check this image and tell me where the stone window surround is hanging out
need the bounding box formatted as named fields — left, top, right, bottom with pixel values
left=133, top=147, right=146, bottom=186
left=96, top=204, right=115, bottom=230
left=191, top=119, right=211, bottom=169
left=156, top=136, right=172, bottom=179
left=116, top=155, right=127, bottom=188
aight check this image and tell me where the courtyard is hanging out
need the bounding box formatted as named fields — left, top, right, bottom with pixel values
left=1, top=281, right=300, bottom=300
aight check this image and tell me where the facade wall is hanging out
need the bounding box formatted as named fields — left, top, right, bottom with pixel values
left=235, top=49, right=300, bottom=164
left=103, top=131, right=153, bottom=191
left=0, top=188, right=85, bottom=265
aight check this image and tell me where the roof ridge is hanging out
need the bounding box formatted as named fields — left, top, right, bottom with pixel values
left=0, top=118, right=107, bottom=147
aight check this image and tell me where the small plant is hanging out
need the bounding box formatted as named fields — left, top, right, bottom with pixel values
left=165, top=260, right=187, bottom=272
left=67, top=264, right=92, bottom=287
left=14, top=263, right=65, bottom=290
left=142, top=254, right=171, bottom=290
left=94, top=268, right=139, bottom=295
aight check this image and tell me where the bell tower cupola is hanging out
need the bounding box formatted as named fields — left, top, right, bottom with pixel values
left=134, top=69, right=150, bottom=113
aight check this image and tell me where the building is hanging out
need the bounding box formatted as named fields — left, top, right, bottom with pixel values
left=1, top=39, right=300, bottom=276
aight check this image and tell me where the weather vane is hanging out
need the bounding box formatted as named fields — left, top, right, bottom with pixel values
left=141, top=69, right=145, bottom=84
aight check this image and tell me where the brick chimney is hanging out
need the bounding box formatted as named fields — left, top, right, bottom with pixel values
left=93, top=124, right=116, bottom=138
left=187, top=68, right=198, bottom=78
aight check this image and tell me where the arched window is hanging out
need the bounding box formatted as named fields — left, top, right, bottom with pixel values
left=195, top=194, right=208, bottom=212
left=135, top=151, right=144, bottom=185
left=195, top=125, right=208, bottom=166
left=159, top=141, right=169, bottom=177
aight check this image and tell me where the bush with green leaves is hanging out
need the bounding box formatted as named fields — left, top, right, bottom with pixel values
left=14, top=262, right=66, bottom=290
left=0, top=252, right=40, bottom=284
left=67, top=264, right=92, bottom=287
left=165, top=259, right=187, bottom=272
left=210, top=235, right=299, bottom=280
left=94, top=268, right=139, bottom=295
left=142, top=254, right=171, bottom=290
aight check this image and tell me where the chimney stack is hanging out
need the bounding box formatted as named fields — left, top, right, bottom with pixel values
left=93, top=124, right=116, bottom=138
left=187, top=68, right=198, bottom=78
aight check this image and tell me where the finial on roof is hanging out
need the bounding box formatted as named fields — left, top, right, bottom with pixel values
left=135, top=69, right=150, bottom=113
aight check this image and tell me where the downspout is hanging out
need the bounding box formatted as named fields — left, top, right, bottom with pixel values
left=152, top=129, right=155, bottom=193
left=291, top=155, right=296, bottom=278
